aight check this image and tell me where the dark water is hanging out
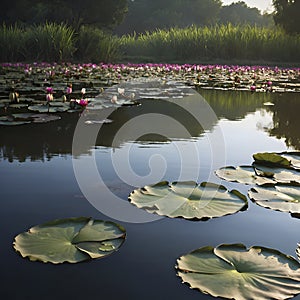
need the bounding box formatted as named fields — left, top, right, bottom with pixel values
left=1, top=89, right=300, bottom=300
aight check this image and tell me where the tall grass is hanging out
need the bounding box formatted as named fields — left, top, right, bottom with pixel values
left=0, top=24, right=26, bottom=61
left=121, top=24, right=300, bottom=63
left=25, top=23, right=76, bottom=61
left=0, top=23, right=299, bottom=64
left=76, top=26, right=121, bottom=62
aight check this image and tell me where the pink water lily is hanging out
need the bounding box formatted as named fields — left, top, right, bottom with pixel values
left=78, top=99, right=88, bottom=106
left=46, top=87, right=53, bottom=94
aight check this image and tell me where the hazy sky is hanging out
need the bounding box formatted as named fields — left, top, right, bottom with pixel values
left=222, top=0, right=274, bottom=12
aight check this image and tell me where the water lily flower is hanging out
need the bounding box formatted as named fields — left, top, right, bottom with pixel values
left=118, top=88, right=125, bottom=95
left=46, top=93, right=53, bottom=102
left=9, top=91, right=19, bottom=103
left=111, top=95, right=118, bottom=104
left=250, top=85, right=256, bottom=92
left=46, top=87, right=53, bottom=94
left=66, top=84, right=72, bottom=94
left=78, top=99, right=88, bottom=106
left=81, top=88, right=86, bottom=95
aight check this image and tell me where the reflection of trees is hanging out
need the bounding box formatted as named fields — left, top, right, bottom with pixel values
left=2, top=89, right=298, bottom=162
left=0, top=112, right=79, bottom=162
left=200, top=89, right=270, bottom=120
left=268, top=93, right=300, bottom=150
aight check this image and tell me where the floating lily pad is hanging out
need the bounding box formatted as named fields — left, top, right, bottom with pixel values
left=248, top=185, right=300, bottom=214
left=0, top=115, right=31, bottom=126
left=280, top=152, right=300, bottom=170
left=215, top=166, right=276, bottom=186
left=129, top=181, right=247, bottom=220
left=11, top=113, right=61, bottom=123
left=13, top=217, right=126, bottom=264
left=254, top=164, right=300, bottom=185
left=176, top=243, right=300, bottom=300
left=253, top=152, right=291, bottom=168
left=28, top=104, right=69, bottom=113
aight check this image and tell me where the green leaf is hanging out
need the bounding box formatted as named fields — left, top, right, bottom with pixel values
left=254, top=164, right=300, bottom=185
left=13, top=217, right=126, bottom=264
left=177, top=243, right=300, bottom=300
left=253, top=152, right=291, bottom=168
left=215, top=166, right=276, bottom=185
left=129, top=181, right=247, bottom=220
left=248, top=186, right=300, bottom=214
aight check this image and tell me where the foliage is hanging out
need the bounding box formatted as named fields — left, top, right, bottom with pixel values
left=129, top=181, right=247, bottom=220
left=13, top=217, right=126, bottom=264
left=249, top=185, right=300, bottom=214
left=76, top=26, right=121, bottom=62
left=273, top=0, right=300, bottom=34
left=177, top=243, right=300, bottom=299
left=120, top=24, right=300, bottom=63
left=117, top=0, right=222, bottom=34
left=219, top=1, right=274, bottom=27
left=0, top=0, right=128, bottom=29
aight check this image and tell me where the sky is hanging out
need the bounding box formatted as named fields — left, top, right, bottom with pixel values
left=222, top=0, right=274, bottom=13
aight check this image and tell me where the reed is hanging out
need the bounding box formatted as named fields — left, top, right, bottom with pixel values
left=76, top=26, right=121, bottom=62
left=120, top=24, right=300, bottom=63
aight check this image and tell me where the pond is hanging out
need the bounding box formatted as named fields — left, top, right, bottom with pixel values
left=1, top=87, right=300, bottom=300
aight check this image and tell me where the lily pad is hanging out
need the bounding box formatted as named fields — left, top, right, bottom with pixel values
left=176, top=243, right=300, bottom=300
left=13, top=217, right=126, bottom=264
left=28, top=104, right=69, bottom=113
left=248, top=185, right=300, bottom=214
left=215, top=166, right=276, bottom=186
left=253, top=152, right=291, bottom=168
left=0, top=115, right=31, bottom=126
left=254, top=164, right=300, bottom=185
left=129, top=181, right=247, bottom=220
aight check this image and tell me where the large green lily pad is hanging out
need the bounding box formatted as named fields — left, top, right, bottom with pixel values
left=215, top=166, right=276, bottom=186
left=254, top=164, right=300, bottom=185
left=129, top=181, right=247, bottom=220
left=248, top=185, right=300, bottom=214
left=253, top=152, right=291, bottom=168
left=13, top=217, right=126, bottom=264
left=176, top=243, right=300, bottom=300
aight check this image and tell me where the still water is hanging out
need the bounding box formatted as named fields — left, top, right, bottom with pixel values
left=1, top=88, right=300, bottom=300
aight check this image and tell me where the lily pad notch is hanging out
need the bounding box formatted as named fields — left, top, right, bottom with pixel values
left=176, top=243, right=300, bottom=300
left=13, top=217, right=126, bottom=264
left=129, top=181, right=248, bottom=220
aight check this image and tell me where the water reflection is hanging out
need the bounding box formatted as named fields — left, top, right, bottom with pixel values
left=0, top=89, right=299, bottom=162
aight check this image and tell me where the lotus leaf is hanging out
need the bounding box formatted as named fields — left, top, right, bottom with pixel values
left=281, top=152, right=300, bottom=170
left=129, top=181, right=247, bottom=220
left=177, top=243, right=300, bottom=300
left=13, top=217, right=126, bottom=264
left=28, top=104, right=69, bottom=113
left=254, top=165, right=300, bottom=185
left=0, top=115, right=30, bottom=126
left=248, top=185, right=300, bottom=214
left=215, top=166, right=276, bottom=185
left=253, top=152, right=291, bottom=168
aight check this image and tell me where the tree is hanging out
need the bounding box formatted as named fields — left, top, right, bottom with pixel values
left=273, top=0, right=300, bottom=33
left=219, top=1, right=273, bottom=26
left=0, top=0, right=128, bottom=30
left=116, top=0, right=222, bottom=34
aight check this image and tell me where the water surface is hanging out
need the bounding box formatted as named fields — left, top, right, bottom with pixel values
left=1, top=89, right=300, bottom=300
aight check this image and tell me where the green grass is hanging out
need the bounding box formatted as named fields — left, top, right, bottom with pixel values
left=0, top=23, right=299, bottom=64
left=120, top=24, right=300, bottom=64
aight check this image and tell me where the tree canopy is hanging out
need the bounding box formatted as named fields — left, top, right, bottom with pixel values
left=0, top=0, right=128, bottom=29
left=273, top=0, right=300, bottom=33
left=116, top=0, right=273, bottom=34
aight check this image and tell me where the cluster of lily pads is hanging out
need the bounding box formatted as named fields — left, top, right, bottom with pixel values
left=1, top=62, right=299, bottom=96
left=216, top=152, right=300, bottom=217
left=13, top=151, right=300, bottom=299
